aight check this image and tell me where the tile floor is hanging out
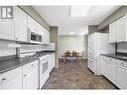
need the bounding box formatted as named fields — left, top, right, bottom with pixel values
left=42, top=59, right=117, bottom=89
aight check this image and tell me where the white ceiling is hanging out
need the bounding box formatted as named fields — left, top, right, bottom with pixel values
left=33, top=6, right=120, bottom=35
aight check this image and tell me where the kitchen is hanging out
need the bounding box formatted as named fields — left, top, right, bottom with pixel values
left=0, top=5, right=127, bottom=90
left=0, top=6, right=56, bottom=89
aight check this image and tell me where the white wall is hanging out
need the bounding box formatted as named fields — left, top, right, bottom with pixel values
left=59, top=35, right=88, bottom=59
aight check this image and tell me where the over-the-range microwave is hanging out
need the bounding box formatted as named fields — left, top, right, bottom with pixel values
left=27, top=30, right=43, bottom=44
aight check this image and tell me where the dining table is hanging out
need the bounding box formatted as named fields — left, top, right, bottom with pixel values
left=63, top=52, right=80, bottom=63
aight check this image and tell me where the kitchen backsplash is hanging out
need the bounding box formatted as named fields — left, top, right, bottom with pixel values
left=0, top=40, right=55, bottom=56
left=20, top=43, right=55, bottom=53
left=20, top=44, right=45, bottom=53
left=0, top=40, right=16, bottom=56
left=117, top=42, right=127, bottom=53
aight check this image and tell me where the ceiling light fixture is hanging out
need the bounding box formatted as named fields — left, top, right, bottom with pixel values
left=70, top=6, right=91, bottom=17
left=70, top=32, right=74, bottom=35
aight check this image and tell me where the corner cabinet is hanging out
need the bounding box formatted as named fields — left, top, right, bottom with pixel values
left=14, top=7, right=27, bottom=42
left=109, top=15, right=127, bottom=43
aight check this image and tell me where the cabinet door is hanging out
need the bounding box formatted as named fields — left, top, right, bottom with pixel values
left=23, top=69, right=38, bottom=89
left=107, top=62, right=116, bottom=84
left=116, top=66, right=127, bottom=89
left=101, top=56, right=107, bottom=77
left=116, top=16, right=126, bottom=42
left=0, top=75, right=22, bottom=89
left=48, top=53, right=55, bottom=72
left=0, top=20, right=14, bottom=40
left=14, top=7, right=27, bottom=42
left=52, top=53, right=55, bottom=68
left=43, top=29, right=49, bottom=44
left=43, top=30, right=46, bottom=43
left=27, top=15, right=36, bottom=33
left=109, top=21, right=116, bottom=43
left=47, top=30, right=50, bottom=43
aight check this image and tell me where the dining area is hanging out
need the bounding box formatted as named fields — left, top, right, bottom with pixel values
left=61, top=51, right=82, bottom=64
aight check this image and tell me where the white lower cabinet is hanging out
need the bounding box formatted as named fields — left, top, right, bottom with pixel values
left=22, top=60, right=38, bottom=89
left=0, top=60, right=39, bottom=89
left=0, top=75, right=22, bottom=89
left=48, top=53, right=55, bottom=72
left=101, top=56, right=108, bottom=77
left=23, top=68, right=38, bottom=89
left=101, top=55, right=127, bottom=89
left=116, top=60, right=127, bottom=89
left=107, top=58, right=116, bottom=84
left=0, top=67, right=22, bottom=89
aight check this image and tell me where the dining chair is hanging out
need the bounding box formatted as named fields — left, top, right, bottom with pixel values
left=64, top=51, right=71, bottom=63
left=72, top=51, right=78, bottom=63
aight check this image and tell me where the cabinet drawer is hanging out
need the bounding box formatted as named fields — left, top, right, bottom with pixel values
left=117, top=60, right=127, bottom=68
left=23, top=60, right=38, bottom=73
left=0, top=67, right=22, bottom=85
left=110, top=58, right=116, bottom=63
left=101, top=56, right=108, bottom=61
left=116, top=65, right=127, bottom=89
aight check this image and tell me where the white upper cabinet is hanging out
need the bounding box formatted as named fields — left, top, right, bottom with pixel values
left=14, top=7, right=27, bottom=42
left=28, top=15, right=45, bottom=35
left=0, top=6, right=50, bottom=44
left=116, top=16, right=126, bottom=42
left=27, top=15, right=37, bottom=34
left=43, top=28, right=50, bottom=44
left=35, top=21, right=44, bottom=35
left=109, top=21, right=116, bottom=43
left=109, top=15, right=127, bottom=43
left=0, top=12, right=14, bottom=40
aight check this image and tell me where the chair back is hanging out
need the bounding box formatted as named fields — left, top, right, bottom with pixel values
left=65, top=51, right=71, bottom=57
left=72, top=51, right=77, bottom=57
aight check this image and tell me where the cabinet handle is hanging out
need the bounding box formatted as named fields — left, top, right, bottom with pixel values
left=1, top=77, right=6, bottom=81
left=24, top=74, right=26, bottom=77
left=121, top=62, right=124, bottom=65
left=31, top=64, right=34, bottom=66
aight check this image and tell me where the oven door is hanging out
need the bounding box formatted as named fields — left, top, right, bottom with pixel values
left=40, top=59, right=49, bottom=76
left=39, top=58, right=49, bottom=88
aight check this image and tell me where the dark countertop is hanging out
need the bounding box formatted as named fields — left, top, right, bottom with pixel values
left=0, top=50, right=55, bottom=74
left=0, top=55, right=38, bottom=74
left=101, top=53, right=127, bottom=61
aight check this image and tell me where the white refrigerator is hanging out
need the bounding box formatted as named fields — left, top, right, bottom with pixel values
left=88, top=32, right=114, bottom=75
